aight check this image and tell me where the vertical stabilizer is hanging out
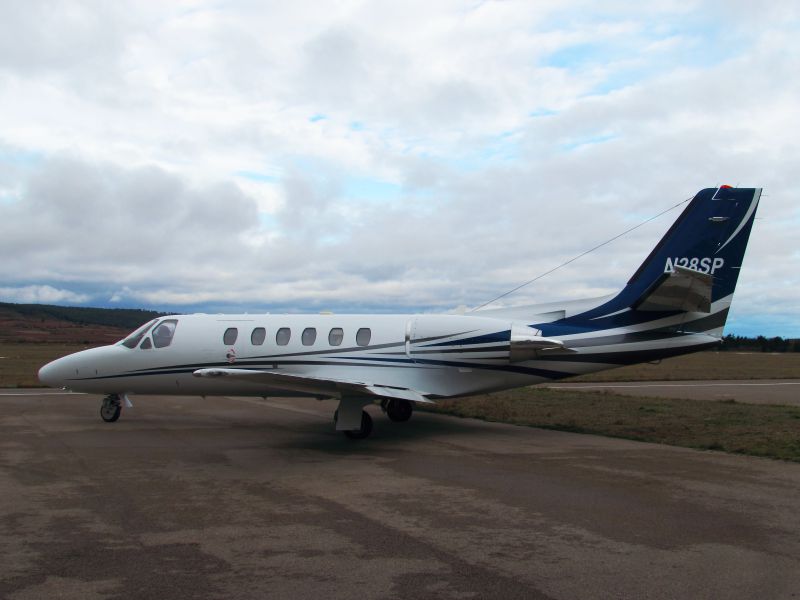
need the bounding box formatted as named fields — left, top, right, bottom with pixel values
left=587, top=186, right=761, bottom=336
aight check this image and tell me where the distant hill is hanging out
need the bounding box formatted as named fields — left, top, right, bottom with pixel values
left=0, top=302, right=166, bottom=344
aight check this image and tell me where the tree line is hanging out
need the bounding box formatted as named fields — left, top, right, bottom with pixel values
left=0, top=302, right=165, bottom=330
left=719, top=335, right=800, bottom=353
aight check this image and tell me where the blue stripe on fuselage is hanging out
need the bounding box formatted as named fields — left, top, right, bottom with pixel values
left=422, top=330, right=511, bottom=347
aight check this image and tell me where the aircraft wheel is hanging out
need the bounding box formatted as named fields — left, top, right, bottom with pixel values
left=343, top=410, right=373, bottom=440
left=100, top=395, right=121, bottom=422
left=386, top=399, right=413, bottom=422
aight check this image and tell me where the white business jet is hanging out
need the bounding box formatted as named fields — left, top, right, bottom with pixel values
left=39, top=186, right=761, bottom=439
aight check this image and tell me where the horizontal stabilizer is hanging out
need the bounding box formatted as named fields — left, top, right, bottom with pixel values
left=509, top=324, right=574, bottom=362
left=192, top=368, right=433, bottom=403
left=633, top=265, right=712, bottom=313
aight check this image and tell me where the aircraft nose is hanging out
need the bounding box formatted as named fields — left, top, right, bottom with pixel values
left=39, top=358, right=66, bottom=388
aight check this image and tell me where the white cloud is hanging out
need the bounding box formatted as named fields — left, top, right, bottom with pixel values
left=0, top=1, right=798, bottom=335
left=0, top=285, right=90, bottom=304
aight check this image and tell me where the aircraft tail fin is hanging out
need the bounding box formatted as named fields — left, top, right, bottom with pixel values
left=598, top=186, right=761, bottom=336
left=632, top=264, right=713, bottom=314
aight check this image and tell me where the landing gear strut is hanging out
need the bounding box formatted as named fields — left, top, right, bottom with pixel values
left=100, top=394, right=121, bottom=422
left=334, top=408, right=373, bottom=440
left=383, top=399, right=413, bottom=422
left=334, top=397, right=374, bottom=439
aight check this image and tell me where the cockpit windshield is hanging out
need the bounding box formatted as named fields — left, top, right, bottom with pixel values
left=152, top=319, right=178, bottom=348
left=119, top=319, right=157, bottom=349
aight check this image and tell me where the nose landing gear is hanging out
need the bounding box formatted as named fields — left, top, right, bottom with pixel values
left=100, top=394, right=121, bottom=422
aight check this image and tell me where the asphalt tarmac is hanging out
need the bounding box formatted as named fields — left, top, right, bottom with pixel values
left=545, top=379, right=800, bottom=406
left=2, top=389, right=800, bottom=600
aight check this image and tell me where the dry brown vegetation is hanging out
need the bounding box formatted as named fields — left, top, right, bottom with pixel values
left=429, top=387, right=800, bottom=462
left=572, top=351, right=800, bottom=381
left=0, top=303, right=150, bottom=387
left=0, top=302, right=158, bottom=344
left=0, top=311, right=128, bottom=344
left=0, top=343, right=99, bottom=388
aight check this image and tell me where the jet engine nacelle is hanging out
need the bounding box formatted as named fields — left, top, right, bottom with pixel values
left=406, top=316, right=565, bottom=365
left=508, top=323, right=566, bottom=362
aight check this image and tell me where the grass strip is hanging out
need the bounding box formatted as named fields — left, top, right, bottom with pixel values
left=571, top=351, right=800, bottom=381
left=427, top=387, right=800, bottom=462
left=0, top=342, right=98, bottom=388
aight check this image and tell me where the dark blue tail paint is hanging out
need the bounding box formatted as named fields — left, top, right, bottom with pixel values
left=534, top=187, right=761, bottom=336
left=617, top=186, right=760, bottom=309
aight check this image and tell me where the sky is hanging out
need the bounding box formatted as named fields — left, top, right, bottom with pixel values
left=0, top=0, right=798, bottom=337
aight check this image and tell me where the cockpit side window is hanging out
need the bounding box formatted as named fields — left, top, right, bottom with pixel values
left=152, top=319, right=179, bottom=348
left=140, top=338, right=153, bottom=350
left=120, top=319, right=157, bottom=349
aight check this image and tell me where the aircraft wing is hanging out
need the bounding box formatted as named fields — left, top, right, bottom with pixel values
left=633, top=265, right=713, bottom=313
left=192, top=368, right=434, bottom=403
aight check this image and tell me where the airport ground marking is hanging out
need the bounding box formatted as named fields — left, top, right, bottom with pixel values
left=548, top=382, right=800, bottom=390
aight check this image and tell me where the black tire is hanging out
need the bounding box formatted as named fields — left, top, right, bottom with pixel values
left=344, top=410, right=373, bottom=440
left=100, top=402, right=121, bottom=423
left=386, top=399, right=413, bottom=422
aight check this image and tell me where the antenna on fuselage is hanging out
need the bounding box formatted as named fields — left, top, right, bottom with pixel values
left=469, top=195, right=693, bottom=312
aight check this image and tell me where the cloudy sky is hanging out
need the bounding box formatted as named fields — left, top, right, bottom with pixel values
left=0, top=1, right=798, bottom=336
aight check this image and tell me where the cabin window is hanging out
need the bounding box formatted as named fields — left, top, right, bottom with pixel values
left=120, top=319, right=157, bottom=349
left=251, top=327, right=266, bottom=345
left=328, top=327, right=344, bottom=346
left=356, top=328, right=371, bottom=347
left=223, top=327, right=238, bottom=345
left=302, top=327, right=317, bottom=346
left=276, top=327, right=291, bottom=346
left=152, top=319, right=178, bottom=348
left=140, top=338, right=152, bottom=350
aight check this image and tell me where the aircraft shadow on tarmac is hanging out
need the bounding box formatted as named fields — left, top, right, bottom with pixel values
left=53, top=394, right=522, bottom=453
left=269, top=409, right=507, bottom=452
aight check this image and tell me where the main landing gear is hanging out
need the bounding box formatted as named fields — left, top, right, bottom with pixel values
left=334, top=409, right=373, bottom=440
left=334, top=397, right=415, bottom=440
left=100, top=394, right=121, bottom=422
left=382, top=399, right=413, bottom=422
left=334, top=396, right=374, bottom=440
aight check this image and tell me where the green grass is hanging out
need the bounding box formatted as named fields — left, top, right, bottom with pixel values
left=0, top=342, right=98, bottom=388
left=572, top=351, right=800, bottom=381
left=427, top=388, right=800, bottom=462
